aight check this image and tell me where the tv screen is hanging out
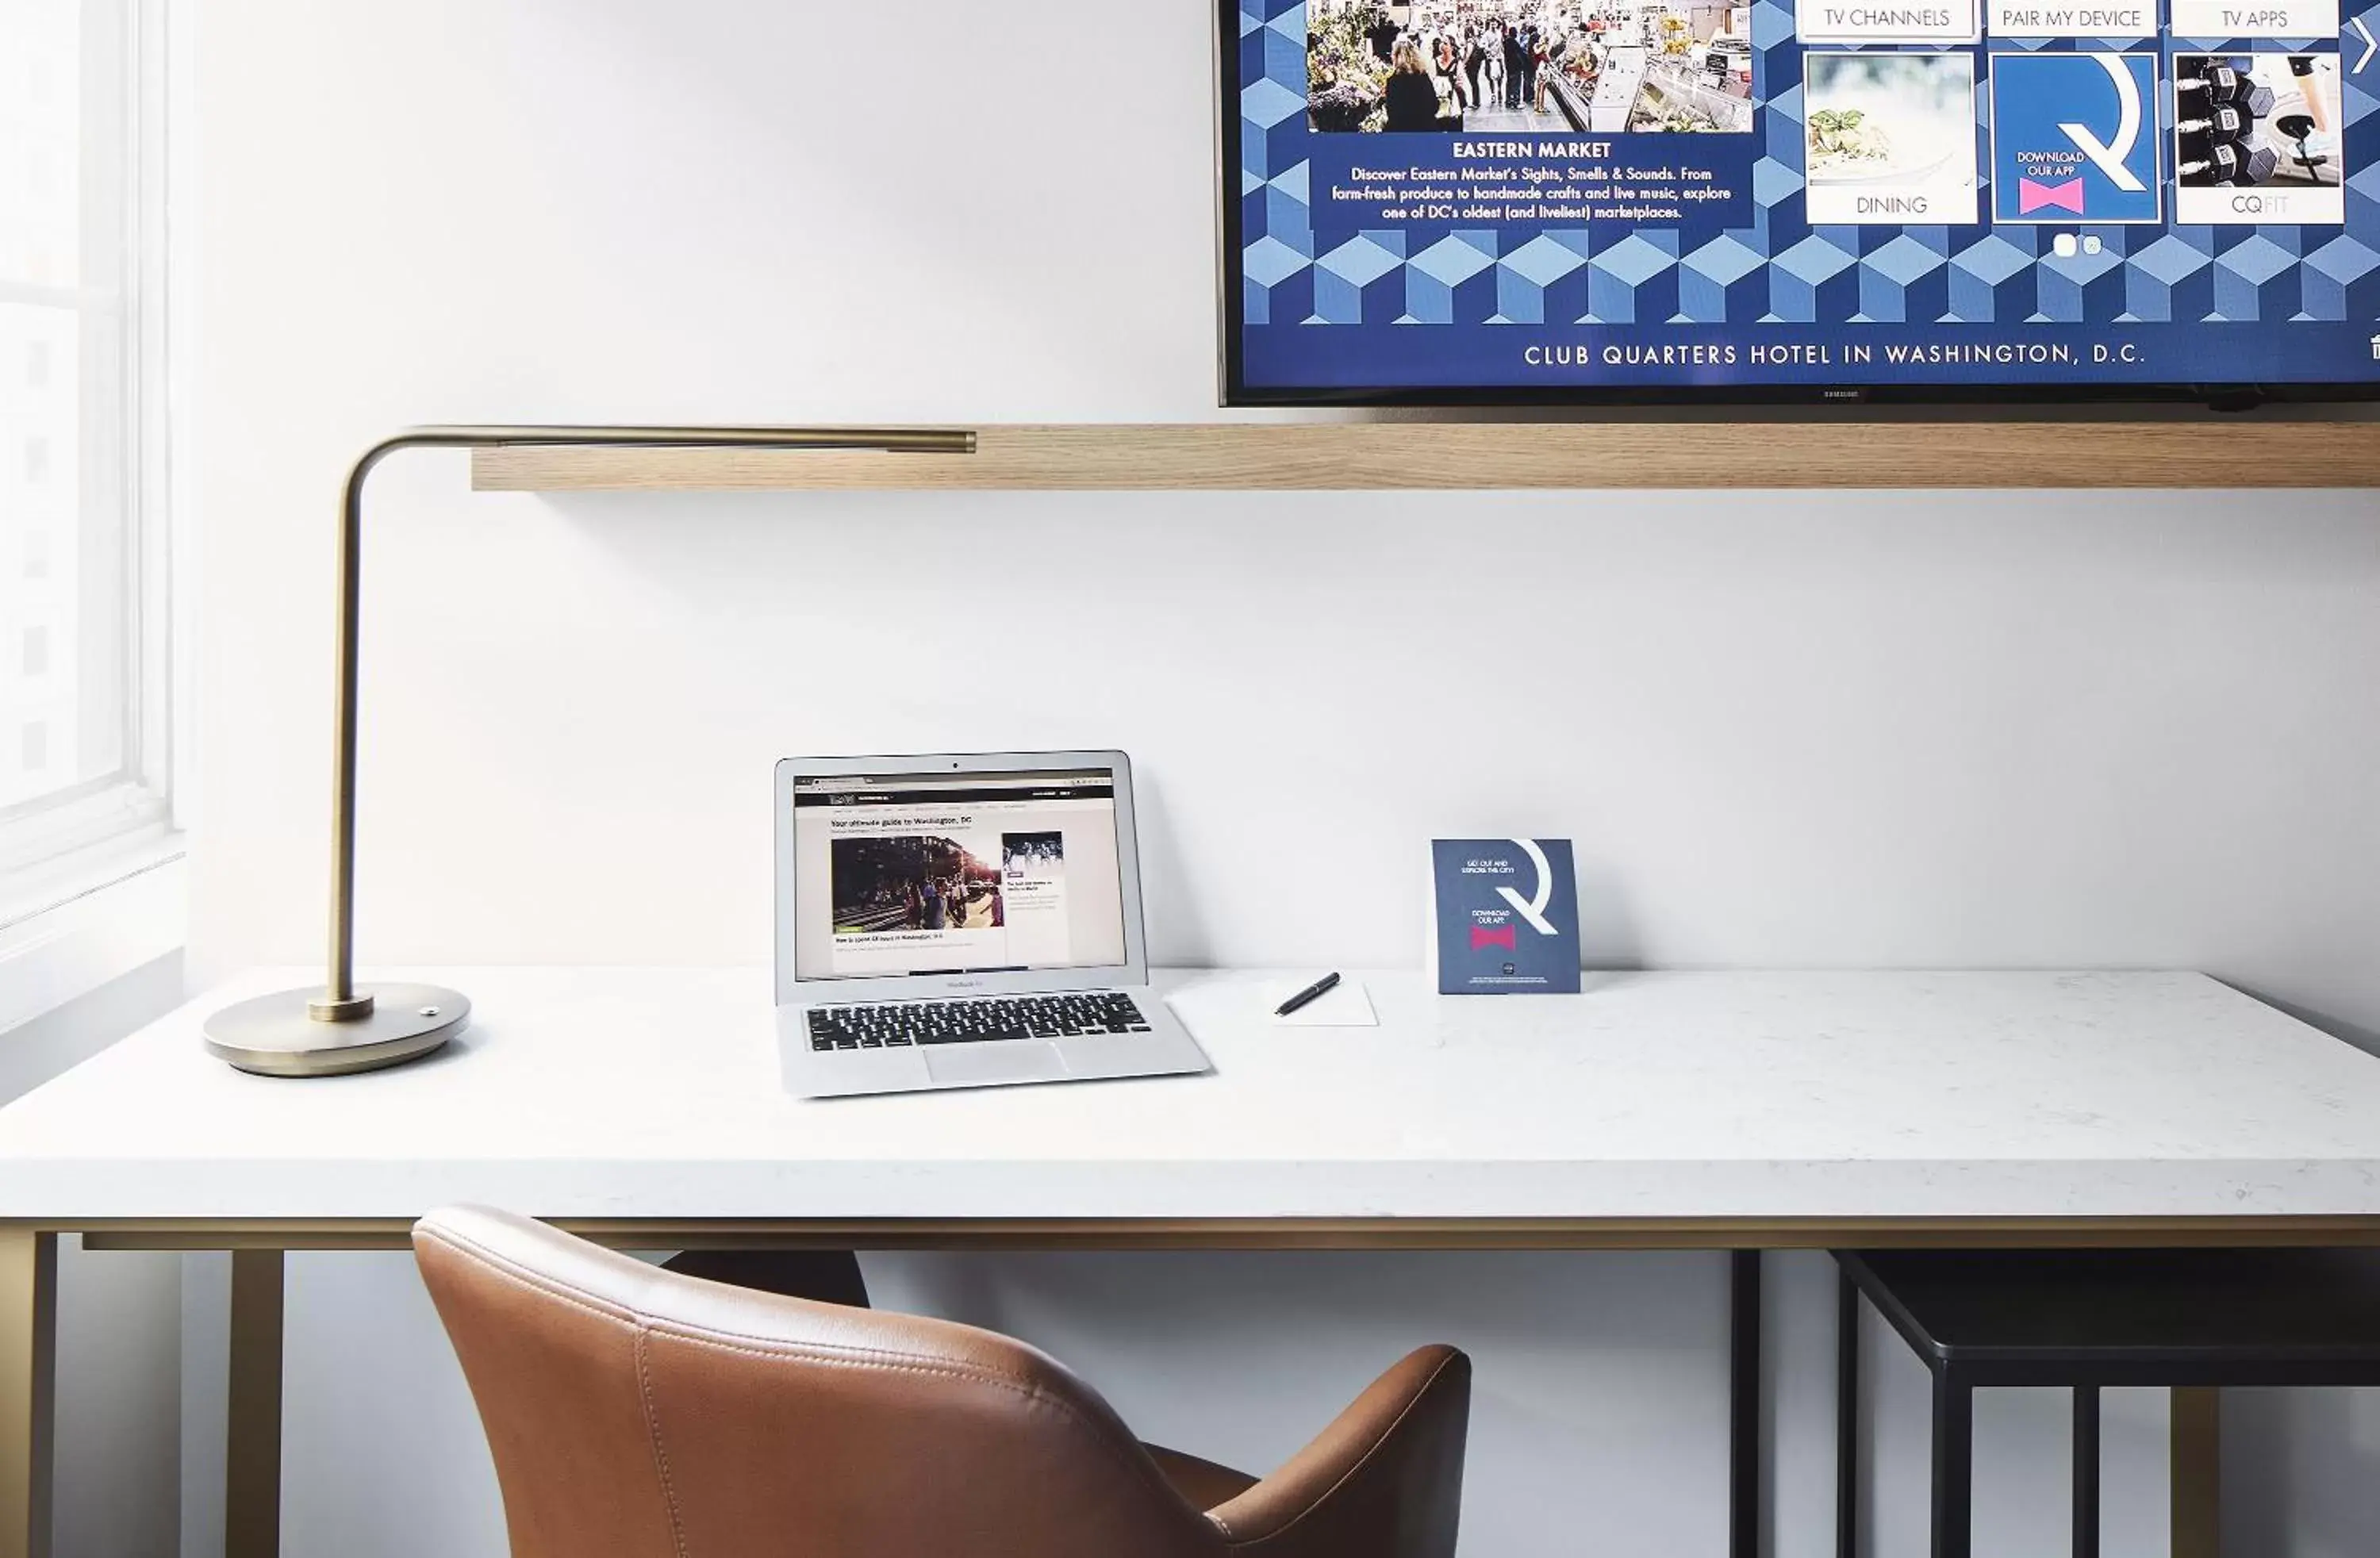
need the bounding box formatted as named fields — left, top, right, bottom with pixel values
left=1219, top=1, right=2377, bottom=404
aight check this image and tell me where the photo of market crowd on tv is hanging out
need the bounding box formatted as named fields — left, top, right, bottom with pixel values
left=830, top=835, right=1004, bottom=936
left=1308, top=0, right=1752, bottom=136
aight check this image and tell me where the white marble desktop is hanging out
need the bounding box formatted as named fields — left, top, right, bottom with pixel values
left=2, top=966, right=2378, bottom=1223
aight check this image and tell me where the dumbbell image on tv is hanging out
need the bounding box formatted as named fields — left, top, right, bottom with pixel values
left=2173, top=52, right=2346, bottom=226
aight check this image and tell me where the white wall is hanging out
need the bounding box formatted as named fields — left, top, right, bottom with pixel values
left=184, top=2, right=2380, bottom=1555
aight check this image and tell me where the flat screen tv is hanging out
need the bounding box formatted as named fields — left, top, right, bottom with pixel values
left=1218, top=0, right=2378, bottom=405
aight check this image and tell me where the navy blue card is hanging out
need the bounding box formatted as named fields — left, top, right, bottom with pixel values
left=1430, top=839, right=1582, bottom=996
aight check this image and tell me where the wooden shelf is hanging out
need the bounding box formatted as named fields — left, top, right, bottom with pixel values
left=471, top=420, right=2375, bottom=493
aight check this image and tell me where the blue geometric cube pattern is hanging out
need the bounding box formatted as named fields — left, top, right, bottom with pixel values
left=2214, top=235, right=2301, bottom=322
left=1588, top=233, right=1680, bottom=324
left=2301, top=236, right=2380, bottom=322
left=1950, top=236, right=2036, bottom=322
left=1261, top=162, right=1310, bottom=248
left=2125, top=236, right=2214, bottom=323
left=1859, top=235, right=1949, bottom=323
left=1682, top=235, right=1770, bottom=321
left=1315, top=234, right=1404, bottom=324
left=1771, top=235, right=1857, bottom=322
left=2351, top=158, right=2380, bottom=237
left=1237, top=0, right=2372, bottom=342
left=2037, top=245, right=2126, bottom=323
left=1244, top=234, right=1314, bottom=327
left=1407, top=234, right=1499, bottom=324
left=1497, top=232, right=1591, bottom=324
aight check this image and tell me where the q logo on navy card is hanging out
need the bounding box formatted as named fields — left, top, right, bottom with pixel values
left=1989, top=52, right=2162, bottom=224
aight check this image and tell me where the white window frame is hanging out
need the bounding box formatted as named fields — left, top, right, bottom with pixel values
left=0, top=0, right=184, bottom=1030
left=0, top=0, right=178, bottom=887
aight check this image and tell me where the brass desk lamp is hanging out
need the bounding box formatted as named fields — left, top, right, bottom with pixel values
left=202, top=424, right=974, bottom=1077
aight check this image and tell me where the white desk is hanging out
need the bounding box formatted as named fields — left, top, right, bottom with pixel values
left=6, top=965, right=2380, bottom=1558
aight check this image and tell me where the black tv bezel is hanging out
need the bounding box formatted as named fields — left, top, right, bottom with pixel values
left=1212, top=1, right=2378, bottom=411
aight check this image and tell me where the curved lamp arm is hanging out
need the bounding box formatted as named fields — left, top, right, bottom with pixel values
left=207, top=424, right=975, bottom=1076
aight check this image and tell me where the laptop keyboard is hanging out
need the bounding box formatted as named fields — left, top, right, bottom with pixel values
left=806, top=993, right=1153, bottom=1052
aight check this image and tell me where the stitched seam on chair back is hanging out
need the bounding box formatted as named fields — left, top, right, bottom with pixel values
left=1211, top=1350, right=1463, bottom=1550
left=635, top=1326, right=693, bottom=1558
left=650, top=1326, right=1170, bottom=1499
left=419, top=1226, right=641, bottom=1327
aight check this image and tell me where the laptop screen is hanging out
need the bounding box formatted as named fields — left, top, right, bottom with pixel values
left=789, top=767, right=1130, bottom=982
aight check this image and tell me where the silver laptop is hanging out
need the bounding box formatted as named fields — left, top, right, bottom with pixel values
left=774, top=750, right=1210, bottom=1098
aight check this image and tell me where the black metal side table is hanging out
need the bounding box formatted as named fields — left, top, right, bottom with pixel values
left=1834, top=1248, right=2380, bottom=1558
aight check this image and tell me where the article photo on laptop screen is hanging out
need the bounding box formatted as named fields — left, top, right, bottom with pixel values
left=1219, top=0, right=2378, bottom=404
left=791, top=770, right=1130, bottom=980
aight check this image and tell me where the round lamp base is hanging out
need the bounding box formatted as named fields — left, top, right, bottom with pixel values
left=203, top=984, right=470, bottom=1078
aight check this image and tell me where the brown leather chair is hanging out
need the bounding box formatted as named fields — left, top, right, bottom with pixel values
left=413, top=1206, right=1471, bottom=1558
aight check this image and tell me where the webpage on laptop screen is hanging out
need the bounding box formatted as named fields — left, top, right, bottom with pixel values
left=792, top=770, right=1129, bottom=982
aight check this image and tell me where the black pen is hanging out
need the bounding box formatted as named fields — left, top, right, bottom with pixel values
left=1275, top=972, right=1342, bottom=1017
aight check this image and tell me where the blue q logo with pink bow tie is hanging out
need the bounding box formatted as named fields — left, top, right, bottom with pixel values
left=1990, top=52, right=2163, bottom=224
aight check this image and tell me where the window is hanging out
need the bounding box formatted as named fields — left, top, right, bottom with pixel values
left=0, top=0, right=171, bottom=879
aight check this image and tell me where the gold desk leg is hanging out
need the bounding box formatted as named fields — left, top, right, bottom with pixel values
left=226, top=1249, right=284, bottom=1558
left=0, top=1232, right=56, bottom=1558
left=2171, top=1386, right=2221, bottom=1558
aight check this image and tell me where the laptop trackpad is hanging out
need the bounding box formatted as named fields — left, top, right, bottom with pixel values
left=927, top=1042, right=1067, bottom=1088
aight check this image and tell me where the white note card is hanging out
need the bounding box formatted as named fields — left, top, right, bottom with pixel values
left=1269, top=978, right=1377, bottom=1028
